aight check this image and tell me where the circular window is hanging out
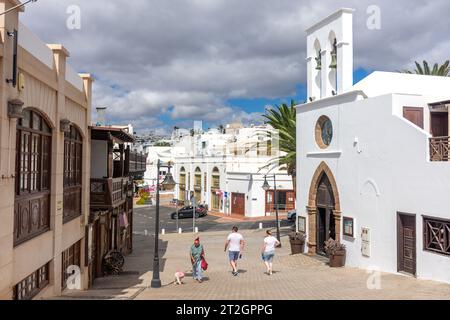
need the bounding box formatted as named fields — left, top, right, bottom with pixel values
left=315, top=116, right=333, bottom=149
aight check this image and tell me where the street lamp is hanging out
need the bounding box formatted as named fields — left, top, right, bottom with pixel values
left=262, top=175, right=282, bottom=247
left=151, top=160, right=175, bottom=289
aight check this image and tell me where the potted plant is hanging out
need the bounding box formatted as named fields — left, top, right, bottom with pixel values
left=288, top=232, right=306, bottom=255
left=324, top=239, right=346, bottom=268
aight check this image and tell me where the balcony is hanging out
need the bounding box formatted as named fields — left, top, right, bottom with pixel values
left=90, top=177, right=127, bottom=209
left=430, top=136, right=449, bottom=161
left=129, top=151, right=147, bottom=178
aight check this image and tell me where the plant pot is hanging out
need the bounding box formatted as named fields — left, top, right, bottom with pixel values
left=329, top=249, right=346, bottom=268
left=289, top=239, right=305, bottom=255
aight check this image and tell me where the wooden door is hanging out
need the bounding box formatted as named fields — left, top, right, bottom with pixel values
left=403, top=107, right=424, bottom=129
left=431, top=113, right=448, bottom=137
left=231, top=193, right=245, bottom=216
left=397, top=213, right=416, bottom=276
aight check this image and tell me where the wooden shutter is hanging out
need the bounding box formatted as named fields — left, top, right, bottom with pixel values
left=403, top=107, right=424, bottom=129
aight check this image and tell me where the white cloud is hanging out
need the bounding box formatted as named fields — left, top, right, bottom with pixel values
left=20, top=0, right=450, bottom=133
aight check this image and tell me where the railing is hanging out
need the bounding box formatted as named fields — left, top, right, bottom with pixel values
left=90, top=178, right=125, bottom=208
left=129, top=151, right=147, bottom=174
left=430, top=136, right=449, bottom=161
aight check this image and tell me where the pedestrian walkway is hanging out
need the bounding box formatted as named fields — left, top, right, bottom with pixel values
left=59, top=228, right=450, bottom=300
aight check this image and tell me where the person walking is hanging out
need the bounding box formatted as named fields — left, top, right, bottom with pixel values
left=190, top=237, right=205, bottom=283
left=261, top=230, right=280, bottom=275
left=224, top=226, right=244, bottom=276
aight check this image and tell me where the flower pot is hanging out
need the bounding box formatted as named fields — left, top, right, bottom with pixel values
left=289, top=239, right=305, bottom=255
left=329, top=249, right=346, bottom=268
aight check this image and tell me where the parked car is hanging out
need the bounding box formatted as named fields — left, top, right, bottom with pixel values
left=171, top=205, right=208, bottom=219
left=287, top=210, right=296, bottom=222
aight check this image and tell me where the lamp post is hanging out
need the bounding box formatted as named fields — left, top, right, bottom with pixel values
left=151, top=160, right=176, bottom=289
left=262, top=175, right=281, bottom=247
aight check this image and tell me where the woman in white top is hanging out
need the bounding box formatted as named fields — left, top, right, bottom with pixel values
left=261, top=230, right=280, bottom=275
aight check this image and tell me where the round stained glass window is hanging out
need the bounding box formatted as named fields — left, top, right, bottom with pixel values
left=315, top=116, right=333, bottom=149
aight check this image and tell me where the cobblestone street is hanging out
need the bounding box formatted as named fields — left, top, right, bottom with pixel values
left=59, top=207, right=450, bottom=300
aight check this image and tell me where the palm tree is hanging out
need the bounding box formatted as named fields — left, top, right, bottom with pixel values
left=262, top=100, right=297, bottom=195
left=400, top=60, right=450, bottom=76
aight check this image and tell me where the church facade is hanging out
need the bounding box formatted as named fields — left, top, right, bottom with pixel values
left=296, top=8, right=450, bottom=283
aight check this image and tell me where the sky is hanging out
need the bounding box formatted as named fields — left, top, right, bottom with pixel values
left=19, top=0, right=450, bottom=134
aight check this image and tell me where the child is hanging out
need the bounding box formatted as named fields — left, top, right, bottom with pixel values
left=175, top=271, right=185, bottom=285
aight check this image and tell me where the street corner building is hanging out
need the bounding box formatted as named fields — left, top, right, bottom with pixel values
left=296, top=8, right=450, bottom=283
left=0, top=0, right=94, bottom=300
left=170, top=124, right=295, bottom=218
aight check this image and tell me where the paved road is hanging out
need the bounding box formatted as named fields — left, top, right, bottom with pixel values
left=58, top=206, right=450, bottom=300
left=134, top=205, right=294, bottom=235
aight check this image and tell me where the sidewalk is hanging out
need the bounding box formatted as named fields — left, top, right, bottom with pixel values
left=59, top=228, right=450, bottom=300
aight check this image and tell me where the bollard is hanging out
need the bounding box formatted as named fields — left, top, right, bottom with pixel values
left=144, top=230, right=148, bottom=236
left=161, top=229, right=165, bottom=235
left=195, top=227, right=199, bottom=234
left=259, top=223, right=263, bottom=230
left=178, top=228, right=182, bottom=234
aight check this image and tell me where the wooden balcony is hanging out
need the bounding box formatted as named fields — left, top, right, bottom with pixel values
left=430, top=136, right=449, bottom=161
left=128, top=151, right=147, bottom=178
left=90, top=177, right=127, bottom=209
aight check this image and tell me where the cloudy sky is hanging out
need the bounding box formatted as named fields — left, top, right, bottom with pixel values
left=20, top=0, right=450, bottom=134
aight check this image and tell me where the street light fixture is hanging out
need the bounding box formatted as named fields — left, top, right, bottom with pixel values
left=151, top=159, right=175, bottom=288
left=262, top=174, right=282, bottom=247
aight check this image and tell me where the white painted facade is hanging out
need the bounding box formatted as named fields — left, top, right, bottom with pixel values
left=297, top=8, right=450, bottom=284
left=172, top=124, right=294, bottom=217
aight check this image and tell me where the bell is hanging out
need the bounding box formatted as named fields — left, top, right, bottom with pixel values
left=315, top=50, right=322, bottom=71
left=315, top=57, right=321, bottom=70
left=330, top=52, right=337, bottom=69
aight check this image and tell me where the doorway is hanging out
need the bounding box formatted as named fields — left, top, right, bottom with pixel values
left=430, top=112, right=448, bottom=137
left=397, top=213, right=417, bottom=276
left=231, top=193, right=245, bottom=216
left=316, top=175, right=336, bottom=255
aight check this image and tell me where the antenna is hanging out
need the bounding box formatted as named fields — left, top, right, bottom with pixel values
left=96, top=107, right=107, bottom=126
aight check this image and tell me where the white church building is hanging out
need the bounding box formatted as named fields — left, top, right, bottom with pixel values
left=296, top=8, right=450, bottom=284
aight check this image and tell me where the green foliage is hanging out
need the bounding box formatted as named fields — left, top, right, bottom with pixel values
left=154, top=141, right=171, bottom=147
left=400, top=60, right=450, bottom=77
left=262, top=100, right=297, bottom=178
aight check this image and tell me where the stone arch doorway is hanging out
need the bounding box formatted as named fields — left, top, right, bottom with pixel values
left=307, top=162, right=341, bottom=255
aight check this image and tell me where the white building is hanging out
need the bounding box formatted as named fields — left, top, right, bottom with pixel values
left=173, top=123, right=295, bottom=218
left=297, top=8, right=450, bottom=283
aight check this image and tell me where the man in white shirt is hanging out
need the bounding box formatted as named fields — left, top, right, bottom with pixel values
left=224, top=226, right=245, bottom=276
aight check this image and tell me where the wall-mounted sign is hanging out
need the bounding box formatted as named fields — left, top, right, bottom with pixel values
left=298, top=216, right=306, bottom=233
left=343, top=217, right=354, bottom=237
left=361, top=227, right=371, bottom=257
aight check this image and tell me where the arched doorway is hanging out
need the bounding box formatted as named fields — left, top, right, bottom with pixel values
left=211, top=167, right=221, bottom=211
left=179, top=167, right=186, bottom=203
left=307, top=162, right=341, bottom=255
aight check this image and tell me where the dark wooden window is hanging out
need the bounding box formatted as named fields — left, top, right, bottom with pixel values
left=63, top=126, right=83, bottom=223
left=13, top=263, right=50, bottom=300
left=61, top=241, right=81, bottom=289
left=423, top=216, right=450, bottom=256
left=403, top=107, right=424, bottom=129
left=14, top=110, right=52, bottom=246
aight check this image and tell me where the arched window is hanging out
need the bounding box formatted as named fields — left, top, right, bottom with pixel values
left=63, top=125, right=83, bottom=223
left=211, top=167, right=221, bottom=211
left=179, top=167, right=186, bottom=202
left=14, top=109, right=52, bottom=245
left=194, top=167, right=202, bottom=203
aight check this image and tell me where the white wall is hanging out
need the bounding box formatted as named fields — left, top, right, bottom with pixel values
left=19, top=23, right=53, bottom=69
left=91, top=140, right=108, bottom=179
left=297, top=93, right=450, bottom=284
